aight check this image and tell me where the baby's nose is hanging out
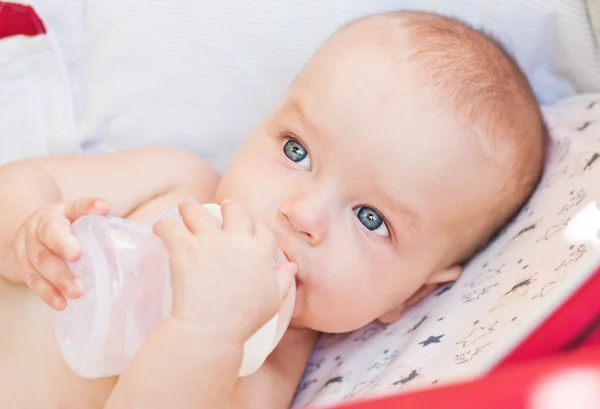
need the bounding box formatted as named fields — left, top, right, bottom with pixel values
left=279, top=196, right=327, bottom=246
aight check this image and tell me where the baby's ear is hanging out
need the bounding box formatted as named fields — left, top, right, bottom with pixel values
left=377, top=283, right=436, bottom=324
left=377, top=265, right=462, bottom=324
left=426, top=264, right=462, bottom=285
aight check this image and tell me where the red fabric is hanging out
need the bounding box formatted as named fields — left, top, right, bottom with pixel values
left=333, top=346, right=600, bottom=409
left=0, top=2, right=46, bottom=40
left=499, top=269, right=600, bottom=366
left=584, top=326, right=600, bottom=347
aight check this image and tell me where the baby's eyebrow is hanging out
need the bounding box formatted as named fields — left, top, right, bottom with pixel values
left=382, top=191, right=420, bottom=233
left=287, top=99, right=323, bottom=140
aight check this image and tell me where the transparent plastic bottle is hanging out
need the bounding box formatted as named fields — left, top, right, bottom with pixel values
left=53, top=203, right=295, bottom=379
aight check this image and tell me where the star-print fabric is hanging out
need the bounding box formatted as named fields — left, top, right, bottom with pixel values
left=293, top=94, right=600, bottom=407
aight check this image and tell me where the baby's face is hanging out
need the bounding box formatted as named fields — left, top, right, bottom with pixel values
left=216, top=35, right=497, bottom=333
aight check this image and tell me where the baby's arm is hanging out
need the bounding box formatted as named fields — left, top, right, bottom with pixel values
left=105, top=316, right=244, bottom=409
left=0, top=147, right=218, bottom=221
left=105, top=318, right=317, bottom=409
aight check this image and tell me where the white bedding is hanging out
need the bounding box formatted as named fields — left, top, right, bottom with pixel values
left=0, top=33, right=79, bottom=165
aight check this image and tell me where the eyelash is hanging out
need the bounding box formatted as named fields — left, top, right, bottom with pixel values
left=278, top=130, right=295, bottom=140
left=356, top=205, right=393, bottom=240
left=279, top=131, right=312, bottom=167
left=278, top=131, right=304, bottom=149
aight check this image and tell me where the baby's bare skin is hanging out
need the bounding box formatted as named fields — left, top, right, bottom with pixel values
left=0, top=280, right=117, bottom=409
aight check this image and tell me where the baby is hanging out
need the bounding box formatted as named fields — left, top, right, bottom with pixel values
left=0, top=11, right=544, bottom=409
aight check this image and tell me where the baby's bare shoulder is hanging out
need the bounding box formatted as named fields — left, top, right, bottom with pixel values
left=230, top=328, right=318, bottom=409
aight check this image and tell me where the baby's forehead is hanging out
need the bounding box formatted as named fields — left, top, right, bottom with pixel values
left=290, top=51, right=457, bottom=144
left=280, top=96, right=479, bottom=194
left=282, top=32, right=501, bottom=195
left=280, top=92, right=498, bottom=201
left=282, top=85, right=470, bottom=169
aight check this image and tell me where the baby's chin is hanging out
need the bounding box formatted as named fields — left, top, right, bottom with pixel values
left=288, top=310, right=373, bottom=334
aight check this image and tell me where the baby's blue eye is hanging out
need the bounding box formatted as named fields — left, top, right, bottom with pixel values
left=283, top=139, right=311, bottom=170
left=354, top=206, right=389, bottom=237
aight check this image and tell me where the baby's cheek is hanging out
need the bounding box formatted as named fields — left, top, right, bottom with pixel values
left=318, top=280, right=376, bottom=329
left=217, top=175, right=263, bottom=209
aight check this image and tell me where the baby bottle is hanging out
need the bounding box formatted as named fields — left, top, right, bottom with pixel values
left=53, top=203, right=296, bottom=379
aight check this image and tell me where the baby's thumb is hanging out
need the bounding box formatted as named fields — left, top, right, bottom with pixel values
left=276, top=262, right=297, bottom=301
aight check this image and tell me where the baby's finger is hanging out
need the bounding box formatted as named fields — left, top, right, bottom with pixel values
left=275, top=262, right=297, bottom=301
left=37, top=211, right=80, bottom=262
left=179, top=200, right=220, bottom=235
left=27, top=238, right=83, bottom=299
left=153, top=218, right=193, bottom=251
left=221, top=200, right=253, bottom=234
left=254, top=221, right=277, bottom=252
left=4, top=229, right=27, bottom=284
left=24, top=267, right=67, bottom=310
left=64, top=198, right=110, bottom=223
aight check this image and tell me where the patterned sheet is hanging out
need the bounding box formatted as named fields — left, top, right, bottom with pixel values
left=293, top=93, right=600, bottom=407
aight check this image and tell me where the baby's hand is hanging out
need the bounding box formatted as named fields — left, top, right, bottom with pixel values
left=3, top=198, right=110, bottom=310
left=153, top=200, right=297, bottom=345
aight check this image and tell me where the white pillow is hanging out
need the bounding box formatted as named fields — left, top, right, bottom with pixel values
left=31, top=0, right=600, bottom=172
left=292, top=93, right=600, bottom=407
left=0, top=29, right=79, bottom=165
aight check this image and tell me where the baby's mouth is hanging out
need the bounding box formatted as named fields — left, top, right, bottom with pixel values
left=275, top=247, right=288, bottom=265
